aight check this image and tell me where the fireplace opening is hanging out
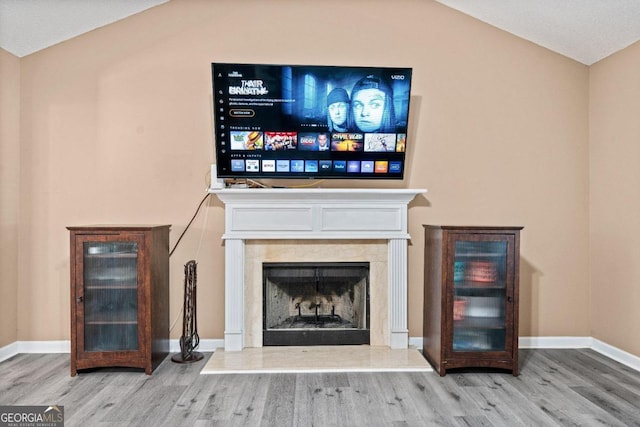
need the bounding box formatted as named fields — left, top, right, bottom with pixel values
left=263, top=262, right=370, bottom=346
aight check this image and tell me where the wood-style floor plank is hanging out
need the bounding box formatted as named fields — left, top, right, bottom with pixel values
left=1, top=349, right=639, bottom=426
left=259, top=373, right=296, bottom=426
left=290, top=372, right=364, bottom=426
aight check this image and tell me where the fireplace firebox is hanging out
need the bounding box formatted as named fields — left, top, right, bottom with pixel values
left=263, top=262, right=370, bottom=346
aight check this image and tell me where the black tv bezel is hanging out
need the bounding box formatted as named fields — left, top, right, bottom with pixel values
left=212, top=62, right=413, bottom=180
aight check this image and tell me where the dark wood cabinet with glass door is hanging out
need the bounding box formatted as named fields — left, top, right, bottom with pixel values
left=422, top=225, right=523, bottom=376
left=68, top=225, right=170, bottom=376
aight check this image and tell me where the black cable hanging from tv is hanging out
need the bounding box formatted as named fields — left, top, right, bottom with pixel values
left=172, top=260, right=204, bottom=364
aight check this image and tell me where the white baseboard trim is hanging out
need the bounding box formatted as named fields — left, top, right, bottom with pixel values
left=2, top=337, right=639, bottom=373
left=518, top=336, right=592, bottom=349
left=169, top=339, right=224, bottom=353
left=0, top=340, right=70, bottom=361
left=0, top=339, right=226, bottom=363
left=408, top=336, right=423, bottom=349
left=0, top=341, right=19, bottom=363
left=591, top=337, right=640, bottom=372
left=408, top=336, right=593, bottom=351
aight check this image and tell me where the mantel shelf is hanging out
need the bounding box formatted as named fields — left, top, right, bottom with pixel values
left=210, top=188, right=426, bottom=240
left=210, top=187, right=426, bottom=202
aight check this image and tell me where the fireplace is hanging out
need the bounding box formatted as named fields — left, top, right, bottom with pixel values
left=263, top=262, right=370, bottom=346
left=210, top=187, right=426, bottom=351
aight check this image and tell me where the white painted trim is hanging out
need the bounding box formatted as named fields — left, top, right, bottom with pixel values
left=0, top=341, right=19, bottom=363
left=211, top=188, right=426, bottom=241
left=0, top=339, right=225, bottom=363
left=518, top=336, right=592, bottom=349
left=410, top=336, right=593, bottom=350
left=169, top=338, right=224, bottom=353
left=18, top=340, right=70, bottom=353
left=404, top=336, right=640, bottom=373
left=392, top=337, right=596, bottom=350
left=211, top=189, right=425, bottom=351
left=3, top=337, right=639, bottom=374
left=591, top=338, right=640, bottom=372
left=408, top=336, right=423, bottom=349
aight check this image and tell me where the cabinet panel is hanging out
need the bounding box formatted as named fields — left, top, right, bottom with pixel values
left=81, top=240, right=139, bottom=352
left=69, top=225, right=170, bottom=376
left=449, top=238, right=513, bottom=355
left=423, top=226, right=522, bottom=376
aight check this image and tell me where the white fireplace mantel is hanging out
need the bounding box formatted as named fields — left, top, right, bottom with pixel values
left=210, top=187, right=426, bottom=351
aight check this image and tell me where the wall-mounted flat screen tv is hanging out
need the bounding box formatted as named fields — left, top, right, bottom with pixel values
left=212, top=63, right=413, bottom=179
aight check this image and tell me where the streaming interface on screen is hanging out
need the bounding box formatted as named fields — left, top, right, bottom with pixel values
left=212, top=63, right=413, bottom=179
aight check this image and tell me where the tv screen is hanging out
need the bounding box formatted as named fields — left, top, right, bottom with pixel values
left=212, top=63, right=413, bottom=180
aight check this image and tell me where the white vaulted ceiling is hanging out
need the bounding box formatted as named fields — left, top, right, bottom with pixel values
left=0, top=0, right=169, bottom=57
left=434, top=0, right=640, bottom=65
left=1, top=0, right=640, bottom=65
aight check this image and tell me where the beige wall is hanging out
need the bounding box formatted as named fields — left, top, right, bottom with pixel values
left=589, top=42, right=640, bottom=356
left=0, top=47, right=20, bottom=347
left=11, top=0, right=599, bottom=349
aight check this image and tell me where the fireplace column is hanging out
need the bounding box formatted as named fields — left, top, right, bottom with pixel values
left=389, top=238, right=409, bottom=348
left=224, top=239, right=244, bottom=351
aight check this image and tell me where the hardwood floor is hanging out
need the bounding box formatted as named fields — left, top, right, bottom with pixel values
left=1, top=349, right=639, bottom=426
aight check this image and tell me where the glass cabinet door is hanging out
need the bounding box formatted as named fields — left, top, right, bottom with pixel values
left=80, top=240, right=139, bottom=352
left=450, top=238, right=511, bottom=352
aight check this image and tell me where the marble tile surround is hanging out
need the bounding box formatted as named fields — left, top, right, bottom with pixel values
left=244, top=239, right=388, bottom=348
